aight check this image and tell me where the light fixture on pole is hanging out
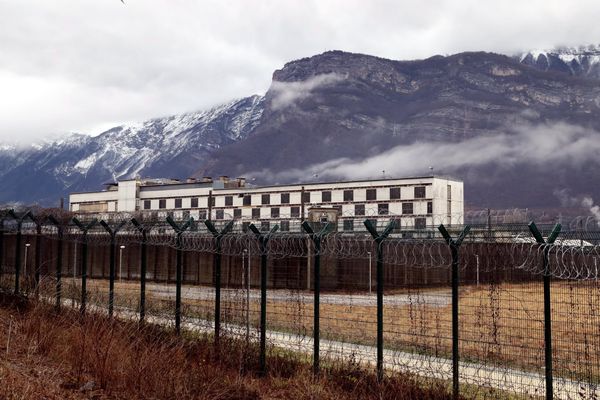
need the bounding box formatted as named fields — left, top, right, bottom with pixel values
left=119, top=245, right=126, bottom=282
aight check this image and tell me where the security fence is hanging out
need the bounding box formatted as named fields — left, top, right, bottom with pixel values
left=1, top=208, right=600, bottom=399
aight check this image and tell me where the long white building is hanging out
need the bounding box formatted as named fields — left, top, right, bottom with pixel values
left=69, top=176, right=464, bottom=231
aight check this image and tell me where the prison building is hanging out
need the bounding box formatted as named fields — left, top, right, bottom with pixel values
left=69, top=175, right=464, bottom=230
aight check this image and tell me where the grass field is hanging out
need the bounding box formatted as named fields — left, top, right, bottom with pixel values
left=20, top=275, right=600, bottom=394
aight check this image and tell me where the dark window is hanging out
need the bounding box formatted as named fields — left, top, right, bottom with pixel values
left=427, top=201, right=433, bottom=214
left=414, top=186, right=426, bottom=199
left=252, top=208, right=261, bottom=218
left=366, top=189, right=377, bottom=201
left=191, top=198, right=198, bottom=208
left=390, top=187, right=401, bottom=200
left=402, top=202, right=413, bottom=215
left=143, top=200, right=151, bottom=210
left=234, top=208, right=242, bottom=219
left=242, top=222, right=250, bottom=232
left=243, top=195, right=251, bottom=206
left=302, top=191, right=311, bottom=203
left=343, top=219, right=354, bottom=231
left=415, top=217, right=426, bottom=229
left=261, top=221, right=270, bottom=231
left=343, top=190, right=354, bottom=201
left=378, top=203, right=389, bottom=215
left=355, top=204, right=365, bottom=216
left=209, top=196, right=215, bottom=207
left=281, top=193, right=290, bottom=204
left=199, top=210, right=207, bottom=220
left=174, top=198, right=182, bottom=208
left=225, top=196, right=233, bottom=206
left=261, top=194, right=270, bottom=205
left=280, top=220, right=290, bottom=232
left=271, top=207, right=280, bottom=218
left=159, top=199, right=166, bottom=209
left=291, top=206, right=300, bottom=218
left=322, top=191, right=331, bottom=202
left=182, top=210, right=190, bottom=220
left=216, top=209, right=224, bottom=220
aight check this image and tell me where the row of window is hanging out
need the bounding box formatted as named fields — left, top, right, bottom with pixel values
left=144, top=202, right=433, bottom=219
left=342, top=217, right=427, bottom=231
left=142, top=186, right=430, bottom=210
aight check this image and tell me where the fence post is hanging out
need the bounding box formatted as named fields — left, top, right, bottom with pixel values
left=205, top=220, right=234, bottom=344
left=0, top=217, right=3, bottom=283
left=9, top=210, right=33, bottom=295
left=302, top=220, right=331, bottom=375
left=47, top=216, right=64, bottom=310
left=131, top=218, right=148, bottom=324
left=528, top=221, right=561, bottom=400
left=249, top=223, right=279, bottom=376
left=100, top=220, right=127, bottom=318
left=364, top=219, right=396, bottom=382
left=166, top=215, right=194, bottom=335
left=34, top=217, right=42, bottom=298
left=72, top=218, right=98, bottom=315
left=438, top=224, right=471, bottom=400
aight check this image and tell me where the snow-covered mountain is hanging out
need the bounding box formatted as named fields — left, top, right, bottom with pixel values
left=0, top=95, right=264, bottom=205
left=517, top=44, right=600, bottom=78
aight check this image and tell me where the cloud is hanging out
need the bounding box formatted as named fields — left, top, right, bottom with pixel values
left=2, top=1, right=600, bottom=141
left=248, top=122, right=600, bottom=182
left=270, top=73, right=345, bottom=110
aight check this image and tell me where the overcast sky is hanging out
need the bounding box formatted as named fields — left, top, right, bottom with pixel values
left=1, top=0, right=600, bottom=143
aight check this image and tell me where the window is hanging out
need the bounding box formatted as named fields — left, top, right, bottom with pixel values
left=447, top=201, right=452, bottom=217
left=143, top=200, right=151, bottom=210
left=234, top=208, right=242, bottom=219
left=261, top=221, right=270, bottom=231
left=198, top=210, right=207, bottom=220
left=291, top=206, right=300, bottom=218
left=343, top=219, right=354, bottom=231
left=447, top=185, right=452, bottom=200
left=390, top=187, right=401, bottom=200
left=182, top=210, right=190, bottom=220
left=402, top=202, right=413, bottom=215
left=366, top=189, right=377, bottom=201
left=322, top=191, right=331, bottom=202
left=261, top=194, right=270, bottom=205
left=281, top=193, right=290, bottom=204
left=209, top=196, right=215, bottom=207
left=243, top=195, right=251, bottom=206
left=242, top=222, right=250, bottom=232
left=302, top=191, right=311, bottom=203
left=174, top=198, right=182, bottom=208
left=225, top=196, right=233, bottom=206
left=271, top=207, right=280, bottom=218
left=216, top=210, right=224, bottom=220
left=343, top=190, right=354, bottom=201
left=378, top=203, right=389, bottom=215
left=355, top=204, right=365, bottom=216
left=414, top=186, right=426, bottom=199
left=415, top=217, right=426, bottom=229
left=280, top=220, right=290, bottom=232
left=252, top=208, right=261, bottom=218
left=159, top=199, right=166, bottom=209
left=191, top=198, right=198, bottom=208
left=427, top=201, right=433, bottom=214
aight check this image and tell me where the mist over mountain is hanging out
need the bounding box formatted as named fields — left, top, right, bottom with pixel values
left=2, top=48, right=600, bottom=211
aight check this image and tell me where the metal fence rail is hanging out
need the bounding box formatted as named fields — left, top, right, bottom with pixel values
left=1, top=209, right=600, bottom=399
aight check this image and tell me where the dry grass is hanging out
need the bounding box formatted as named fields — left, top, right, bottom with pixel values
left=47, top=278, right=600, bottom=383
left=0, top=291, right=456, bottom=400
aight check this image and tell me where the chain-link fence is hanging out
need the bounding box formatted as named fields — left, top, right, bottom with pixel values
left=1, top=209, right=600, bottom=399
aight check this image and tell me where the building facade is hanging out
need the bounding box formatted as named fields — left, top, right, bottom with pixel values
left=69, top=176, right=464, bottom=231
